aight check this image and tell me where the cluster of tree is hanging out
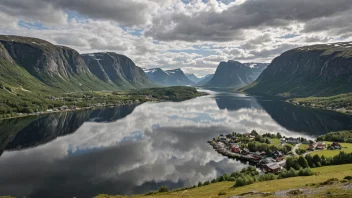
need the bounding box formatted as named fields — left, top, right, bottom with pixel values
left=233, top=167, right=312, bottom=187
left=286, top=152, right=352, bottom=170
left=247, top=141, right=292, bottom=155
left=316, top=131, right=352, bottom=143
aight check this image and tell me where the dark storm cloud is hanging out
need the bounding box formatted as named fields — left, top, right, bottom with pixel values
left=0, top=0, right=149, bottom=26
left=145, top=0, right=352, bottom=42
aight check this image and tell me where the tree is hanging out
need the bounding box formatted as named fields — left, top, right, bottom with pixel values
left=276, top=132, right=282, bottom=139
left=313, top=154, right=322, bottom=166
left=285, top=157, right=295, bottom=170
left=305, top=155, right=314, bottom=167
left=265, top=138, right=271, bottom=144
left=298, top=156, right=309, bottom=168
left=197, top=181, right=203, bottom=187
left=250, top=130, right=259, bottom=136
left=248, top=142, right=256, bottom=152
left=158, top=186, right=168, bottom=192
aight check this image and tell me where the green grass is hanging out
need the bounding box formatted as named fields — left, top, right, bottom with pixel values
left=299, top=144, right=310, bottom=150
left=288, top=93, right=352, bottom=112
left=94, top=164, right=352, bottom=198
left=269, top=138, right=281, bottom=147
left=309, top=142, right=352, bottom=157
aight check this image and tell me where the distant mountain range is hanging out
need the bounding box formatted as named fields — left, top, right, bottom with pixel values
left=0, top=35, right=152, bottom=93
left=185, top=73, right=202, bottom=84
left=144, top=68, right=194, bottom=86
left=241, top=42, right=352, bottom=96
left=204, top=61, right=268, bottom=88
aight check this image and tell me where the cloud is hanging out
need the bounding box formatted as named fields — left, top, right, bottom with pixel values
left=145, top=0, right=352, bottom=42
left=0, top=0, right=352, bottom=76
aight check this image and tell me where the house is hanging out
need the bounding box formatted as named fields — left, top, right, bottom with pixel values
left=272, top=151, right=284, bottom=161
left=241, top=148, right=250, bottom=155
left=280, top=138, right=286, bottom=144
left=215, top=142, right=225, bottom=149
left=308, top=144, right=315, bottom=151
left=286, top=138, right=300, bottom=145
left=230, top=143, right=241, bottom=153
left=316, top=142, right=326, bottom=150
left=252, top=152, right=264, bottom=160
left=219, top=135, right=227, bottom=142
left=243, top=132, right=250, bottom=137
left=258, top=157, right=276, bottom=166
left=302, top=140, right=311, bottom=145
left=263, top=162, right=281, bottom=174
left=330, top=142, right=342, bottom=150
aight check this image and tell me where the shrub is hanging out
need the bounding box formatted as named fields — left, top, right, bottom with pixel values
left=197, top=181, right=203, bottom=187
left=158, top=186, right=168, bottom=193
left=258, top=173, right=276, bottom=181
left=218, top=191, right=226, bottom=196
left=203, top=181, right=210, bottom=185
left=344, top=176, right=352, bottom=181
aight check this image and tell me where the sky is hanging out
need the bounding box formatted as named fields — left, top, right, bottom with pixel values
left=0, top=0, right=352, bottom=77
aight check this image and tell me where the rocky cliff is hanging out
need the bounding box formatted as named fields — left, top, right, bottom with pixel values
left=82, top=53, right=153, bottom=89
left=205, top=61, right=267, bottom=88
left=241, top=42, right=352, bottom=96
left=0, top=35, right=118, bottom=91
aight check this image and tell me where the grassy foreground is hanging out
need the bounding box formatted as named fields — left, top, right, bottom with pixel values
left=95, top=164, right=352, bottom=198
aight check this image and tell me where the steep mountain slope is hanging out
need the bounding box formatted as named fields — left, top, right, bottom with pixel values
left=185, top=73, right=201, bottom=83
left=0, top=35, right=118, bottom=92
left=143, top=68, right=170, bottom=86
left=241, top=42, right=352, bottom=96
left=196, top=74, right=214, bottom=86
left=165, top=69, right=194, bottom=85
left=144, top=68, right=193, bottom=86
left=82, top=53, right=153, bottom=89
left=205, top=61, right=267, bottom=88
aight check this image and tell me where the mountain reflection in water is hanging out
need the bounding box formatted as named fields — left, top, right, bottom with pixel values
left=0, top=91, right=351, bottom=198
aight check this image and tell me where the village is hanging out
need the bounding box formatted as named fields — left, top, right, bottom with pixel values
left=208, top=131, right=343, bottom=174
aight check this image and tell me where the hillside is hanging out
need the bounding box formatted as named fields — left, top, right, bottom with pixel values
left=241, top=42, right=352, bottom=96
left=0, top=35, right=118, bottom=92
left=205, top=61, right=267, bottom=88
left=95, top=164, right=352, bottom=198
left=82, top=53, right=153, bottom=89
left=185, top=73, right=201, bottom=83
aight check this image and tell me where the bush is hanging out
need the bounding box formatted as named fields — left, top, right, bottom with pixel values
left=218, top=191, right=226, bottom=196
left=197, top=181, right=203, bottom=187
left=228, top=177, right=236, bottom=181
left=158, top=186, right=168, bottom=193
left=258, top=173, right=276, bottom=181
left=211, top=178, right=217, bottom=183
left=203, top=181, right=210, bottom=185
left=344, top=176, right=352, bottom=181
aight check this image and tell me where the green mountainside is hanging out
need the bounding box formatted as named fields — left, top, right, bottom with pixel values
left=241, top=42, right=352, bottom=97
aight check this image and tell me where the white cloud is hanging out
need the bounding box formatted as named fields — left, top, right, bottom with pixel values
left=0, top=0, right=351, bottom=76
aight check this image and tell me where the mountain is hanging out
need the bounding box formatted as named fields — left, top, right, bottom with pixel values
left=0, top=35, right=118, bottom=92
left=204, top=61, right=268, bottom=88
left=185, top=73, right=201, bottom=84
left=196, top=74, right=214, bottom=86
left=241, top=42, right=352, bottom=96
left=82, top=53, right=153, bottom=89
left=143, top=68, right=170, bottom=86
left=165, top=69, right=194, bottom=85
left=144, top=68, right=193, bottom=86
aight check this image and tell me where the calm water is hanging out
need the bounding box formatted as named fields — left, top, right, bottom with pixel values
left=1, top=90, right=352, bottom=197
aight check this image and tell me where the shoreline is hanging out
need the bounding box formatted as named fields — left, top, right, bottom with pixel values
left=0, top=100, right=145, bottom=121
left=0, top=92, right=208, bottom=121
left=286, top=101, right=352, bottom=115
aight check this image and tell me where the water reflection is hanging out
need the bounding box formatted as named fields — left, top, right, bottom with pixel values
left=0, top=91, right=351, bottom=197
